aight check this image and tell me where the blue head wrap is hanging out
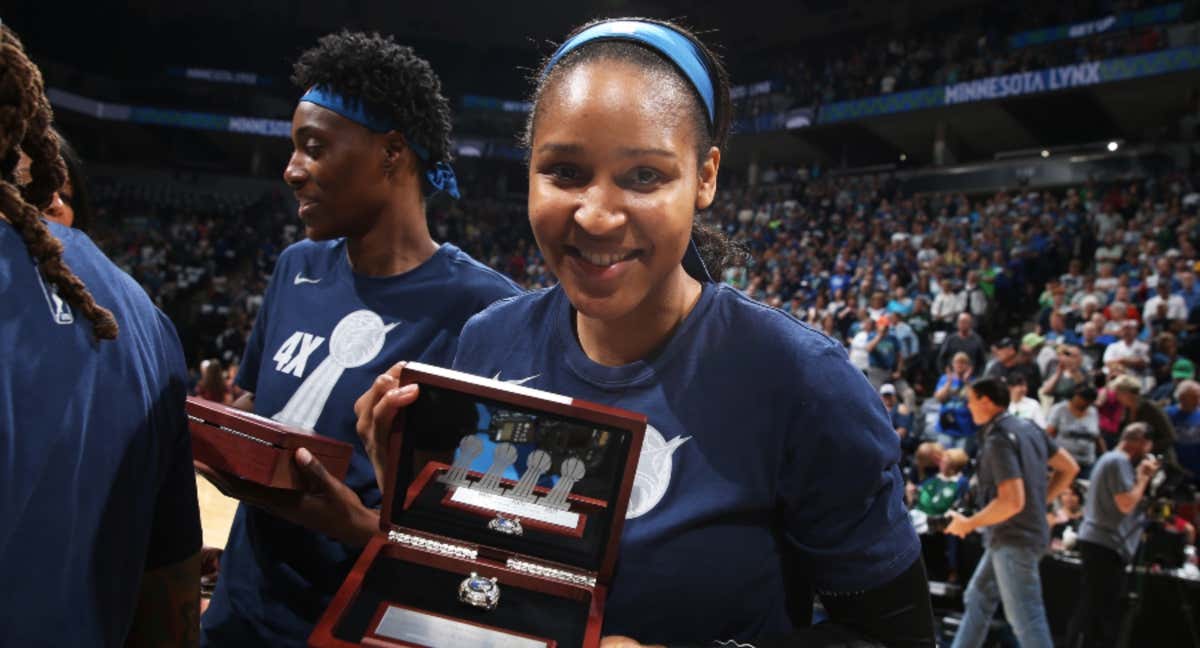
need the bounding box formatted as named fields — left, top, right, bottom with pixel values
left=299, top=85, right=460, bottom=200
left=541, top=19, right=718, bottom=282
left=542, top=19, right=716, bottom=131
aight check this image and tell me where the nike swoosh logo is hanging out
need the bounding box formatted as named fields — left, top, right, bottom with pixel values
left=492, top=371, right=541, bottom=386
left=294, top=272, right=321, bottom=285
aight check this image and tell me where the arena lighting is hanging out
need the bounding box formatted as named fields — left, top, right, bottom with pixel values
left=1107, top=140, right=1120, bottom=152
left=1041, top=150, right=1050, bottom=158
left=899, top=153, right=907, bottom=161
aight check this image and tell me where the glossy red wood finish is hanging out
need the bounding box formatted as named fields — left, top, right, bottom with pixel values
left=186, top=396, right=352, bottom=489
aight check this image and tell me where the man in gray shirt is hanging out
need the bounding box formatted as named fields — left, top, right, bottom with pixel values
left=945, top=378, right=1079, bottom=648
left=1065, top=423, right=1159, bottom=648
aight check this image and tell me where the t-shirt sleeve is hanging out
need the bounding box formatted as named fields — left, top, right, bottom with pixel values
left=982, top=430, right=1022, bottom=485
left=1113, top=457, right=1135, bottom=495
left=1102, top=343, right=1119, bottom=363
left=1047, top=403, right=1064, bottom=430
left=144, top=313, right=202, bottom=569
left=779, top=344, right=919, bottom=593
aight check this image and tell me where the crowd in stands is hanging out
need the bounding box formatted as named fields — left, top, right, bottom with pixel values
left=705, top=165, right=1200, bottom=483
left=732, top=0, right=1177, bottom=120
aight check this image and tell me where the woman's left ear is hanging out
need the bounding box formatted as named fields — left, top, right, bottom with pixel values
left=695, top=146, right=720, bottom=210
left=382, top=132, right=410, bottom=177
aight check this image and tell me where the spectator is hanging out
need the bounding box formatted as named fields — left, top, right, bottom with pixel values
left=1096, top=374, right=1128, bottom=448
left=1142, top=279, right=1187, bottom=327
left=1152, top=356, right=1195, bottom=406
left=1079, top=321, right=1107, bottom=373
left=1007, top=373, right=1047, bottom=428
left=1040, top=344, right=1087, bottom=405
left=905, top=441, right=945, bottom=505
left=1047, top=385, right=1104, bottom=479
left=932, top=277, right=966, bottom=327
left=1047, top=481, right=1086, bottom=546
left=1113, top=374, right=1177, bottom=461
left=937, top=312, right=987, bottom=373
left=867, top=317, right=905, bottom=389
left=984, top=337, right=1019, bottom=379
left=883, top=384, right=907, bottom=441
left=1104, top=320, right=1150, bottom=385
left=1168, top=380, right=1200, bottom=487
left=934, top=352, right=976, bottom=451
left=915, top=448, right=969, bottom=517
left=847, top=315, right=875, bottom=373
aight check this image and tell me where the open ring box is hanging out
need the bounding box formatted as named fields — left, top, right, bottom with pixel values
left=186, top=396, right=353, bottom=489
left=309, top=363, right=645, bottom=648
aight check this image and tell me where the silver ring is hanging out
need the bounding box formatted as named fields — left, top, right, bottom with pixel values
left=458, top=572, right=500, bottom=610
left=487, top=513, right=523, bottom=536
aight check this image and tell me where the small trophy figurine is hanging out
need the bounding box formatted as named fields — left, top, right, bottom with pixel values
left=540, top=457, right=586, bottom=510
left=439, top=435, right=484, bottom=488
left=471, top=442, right=518, bottom=494
left=508, top=450, right=552, bottom=502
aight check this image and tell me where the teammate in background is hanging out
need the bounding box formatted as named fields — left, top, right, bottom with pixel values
left=0, top=23, right=201, bottom=647
left=357, top=18, right=935, bottom=647
left=14, top=126, right=92, bottom=230
left=198, top=31, right=521, bottom=646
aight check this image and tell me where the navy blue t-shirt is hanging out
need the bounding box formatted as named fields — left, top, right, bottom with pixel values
left=452, top=284, right=919, bottom=644
left=201, top=239, right=521, bottom=646
left=1, top=221, right=201, bottom=648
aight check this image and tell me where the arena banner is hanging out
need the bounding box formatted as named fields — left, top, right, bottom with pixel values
left=819, top=45, right=1200, bottom=124
left=1008, top=3, right=1183, bottom=49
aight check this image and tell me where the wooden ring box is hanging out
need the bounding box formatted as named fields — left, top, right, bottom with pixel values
left=186, top=396, right=353, bottom=489
left=309, top=363, right=645, bottom=648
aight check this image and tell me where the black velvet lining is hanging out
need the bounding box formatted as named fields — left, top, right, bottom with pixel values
left=390, top=386, right=633, bottom=573
left=332, top=553, right=591, bottom=647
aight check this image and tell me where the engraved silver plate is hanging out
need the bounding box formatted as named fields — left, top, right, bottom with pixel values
left=373, top=605, right=550, bottom=648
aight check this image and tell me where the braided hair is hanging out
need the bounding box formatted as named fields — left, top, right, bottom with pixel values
left=0, top=24, right=117, bottom=340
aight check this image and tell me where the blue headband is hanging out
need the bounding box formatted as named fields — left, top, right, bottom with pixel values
left=542, top=20, right=716, bottom=129
left=299, top=85, right=460, bottom=200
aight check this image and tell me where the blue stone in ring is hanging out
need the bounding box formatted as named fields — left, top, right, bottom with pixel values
left=468, top=576, right=493, bottom=593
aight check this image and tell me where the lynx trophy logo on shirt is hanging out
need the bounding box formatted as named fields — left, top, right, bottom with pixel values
left=627, top=424, right=690, bottom=519
left=271, top=309, right=398, bottom=430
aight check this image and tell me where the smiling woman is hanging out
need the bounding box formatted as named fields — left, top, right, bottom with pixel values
left=198, top=30, right=522, bottom=648
left=357, top=17, right=936, bottom=648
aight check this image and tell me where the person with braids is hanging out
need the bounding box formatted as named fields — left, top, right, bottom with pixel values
left=0, top=23, right=202, bottom=648
left=198, top=31, right=521, bottom=646
left=13, top=127, right=93, bottom=230
left=355, top=18, right=934, bottom=647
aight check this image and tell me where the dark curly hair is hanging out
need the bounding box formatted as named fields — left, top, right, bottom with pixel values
left=0, top=24, right=117, bottom=340
left=291, top=30, right=454, bottom=168
left=524, top=18, right=745, bottom=279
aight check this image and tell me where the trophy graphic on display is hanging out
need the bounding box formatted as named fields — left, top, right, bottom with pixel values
left=439, top=435, right=485, bottom=488
left=539, top=457, right=586, bottom=511
left=470, top=442, right=518, bottom=493
left=508, top=450, right=553, bottom=502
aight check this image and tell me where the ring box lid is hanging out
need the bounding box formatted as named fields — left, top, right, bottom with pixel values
left=380, top=363, right=645, bottom=587
left=186, top=397, right=348, bottom=452
left=185, top=397, right=353, bottom=475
